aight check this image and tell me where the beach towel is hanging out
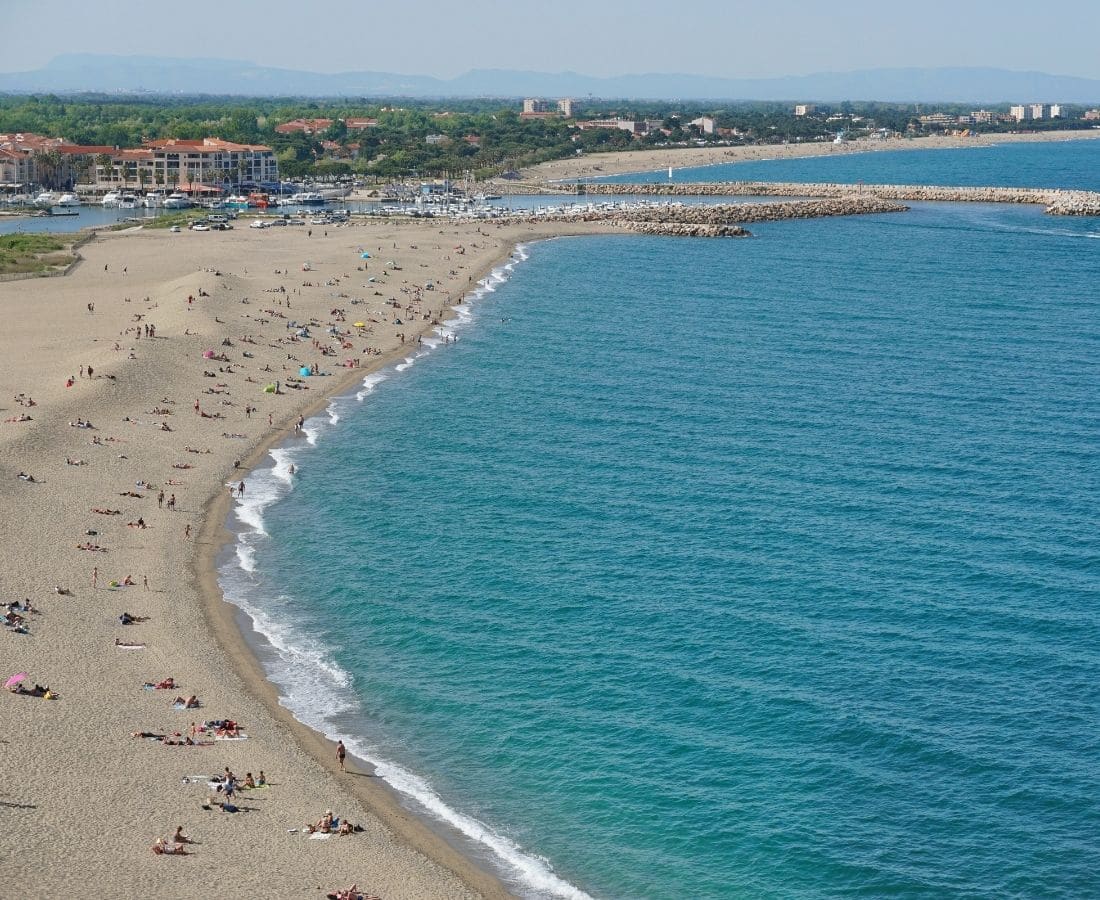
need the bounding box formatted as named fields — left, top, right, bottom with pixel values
left=309, top=832, right=331, bottom=840
left=214, top=735, right=249, bottom=741
left=116, top=644, right=145, bottom=650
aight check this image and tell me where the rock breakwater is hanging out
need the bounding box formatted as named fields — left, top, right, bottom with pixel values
left=575, top=181, right=1100, bottom=216
left=500, top=196, right=907, bottom=237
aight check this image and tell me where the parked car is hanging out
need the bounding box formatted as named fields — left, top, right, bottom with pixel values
left=189, top=223, right=209, bottom=231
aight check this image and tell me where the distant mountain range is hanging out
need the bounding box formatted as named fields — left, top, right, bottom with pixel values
left=2, top=55, right=1100, bottom=103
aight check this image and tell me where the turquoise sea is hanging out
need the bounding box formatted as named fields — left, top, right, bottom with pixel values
left=221, top=141, right=1100, bottom=899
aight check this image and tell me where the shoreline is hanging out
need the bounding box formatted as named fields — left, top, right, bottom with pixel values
left=0, top=215, right=615, bottom=899
left=193, top=239, right=537, bottom=897
left=514, top=128, right=1100, bottom=183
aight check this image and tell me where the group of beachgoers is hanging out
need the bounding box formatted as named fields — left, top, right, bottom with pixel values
left=2, top=239, right=492, bottom=896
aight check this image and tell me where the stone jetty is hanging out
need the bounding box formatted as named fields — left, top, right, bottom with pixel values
left=499, top=196, right=908, bottom=237
left=572, top=181, right=1100, bottom=216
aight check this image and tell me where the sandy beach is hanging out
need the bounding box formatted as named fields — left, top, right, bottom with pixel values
left=517, top=128, right=1100, bottom=183
left=0, top=217, right=614, bottom=898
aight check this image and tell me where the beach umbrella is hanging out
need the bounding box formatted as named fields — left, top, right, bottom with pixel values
left=203, top=350, right=215, bottom=359
left=263, top=384, right=276, bottom=393
left=299, top=366, right=311, bottom=377
left=4, top=673, right=28, bottom=689
left=360, top=252, right=371, bottom=259
left=354, top=322, right=366, bottom=328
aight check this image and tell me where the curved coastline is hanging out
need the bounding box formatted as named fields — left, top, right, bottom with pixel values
left=0, top=217, right=608, bottom=898
left=201, top=241, right=593, bottom=899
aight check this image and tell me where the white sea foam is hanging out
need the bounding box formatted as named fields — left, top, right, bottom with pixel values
left=217, top=242, right=592, bottom=899
left=356, top=370, right=388, bottom=401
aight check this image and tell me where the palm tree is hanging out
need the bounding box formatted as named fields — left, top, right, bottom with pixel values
left=35, top=150, right=63, bottom=190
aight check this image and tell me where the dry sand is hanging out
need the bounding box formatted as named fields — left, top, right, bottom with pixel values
left=519, top=128, right=1100, bottom=183
left=0, top=217, right=612, bottom=899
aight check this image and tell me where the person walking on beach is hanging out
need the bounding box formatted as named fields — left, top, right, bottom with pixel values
left=238, top=481, right=245, bottom=498
left=336, top=740, right=346, bottom=772
left=92, top=566, right=98, bottom=589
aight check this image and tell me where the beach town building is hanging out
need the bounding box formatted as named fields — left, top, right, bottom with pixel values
left=1049, top=104, right=1063, bottom=118
left=0, top=146, right=36, bottom=188
left=523, top=98, right=554, bottom=115
left=1084, top=109, right=1100, bottom=121
left=794, top=104, right=817, bottom=116
left=970, top=109, right=998, bottom=124
left=689, top=116, right=717, bottom=135
left=1029, top=103, right=1046, bottom=120
left=522, top=98, right=575, bottom=119
left=44, top=137, right=279, bottom=192
left=274, top=118, right=334, bottom=135
left=918, top=113, right=959, bottom=128
left=576, top=118, right=649, bottom=135
left=1010, top=105, right=1029, bottom=122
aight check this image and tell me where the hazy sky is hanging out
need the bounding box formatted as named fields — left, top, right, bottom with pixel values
left=4, top=0, right=1099, bottom=79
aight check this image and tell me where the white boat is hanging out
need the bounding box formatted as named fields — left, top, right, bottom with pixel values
left=118, top=193, right=139, bottom=209
left=291, top=192, right=325, bottom=204
left=56, top=193, right=81, bottom=207
left=101, top=191, right=121, bottom=207
left=143, top=192, right=165, bottom=208
left=163, top=193, right=191, bottom=209
left=318, top=186, right=349, bottom=201
left=33, top=191, right=56, bottom=207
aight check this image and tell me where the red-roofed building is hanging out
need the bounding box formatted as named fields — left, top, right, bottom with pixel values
left=95, top=137, right=278, bottom=191
left=344, top=117, right=378, bottom=130
left=0, top=146, right=35, bottom=187
left=274, top=118, right=334, bottom=135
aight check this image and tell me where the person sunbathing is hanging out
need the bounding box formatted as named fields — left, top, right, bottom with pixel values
left=153, top=677, right=175, bottom=690
left=172, top=826, right=192, bottom=845
left=243, top=773, right=256, bottom=789
left=126, top=519, right=146, bottom=529
left=338, top=819, right=355, bottom=835
left=92, top=508, right=121, bottom=515
left=152, top=838, right=188, bottom=855
left=116, top=638, right=145, bottom=648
